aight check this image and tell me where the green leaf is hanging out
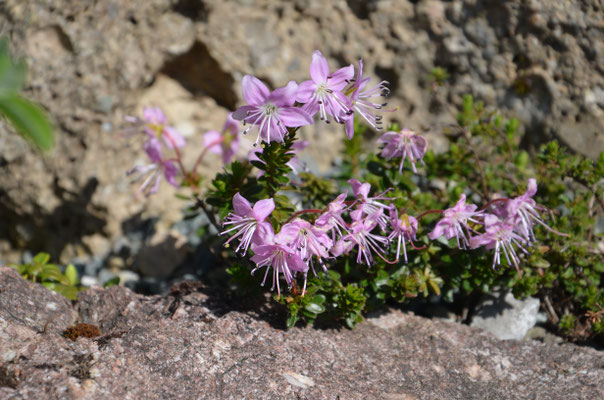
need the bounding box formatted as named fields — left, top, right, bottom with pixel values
left=65, top=264, right=78, bottom=286
left=42, top=282, right=80, bottom=301
left=103, top=276, right=120, bottom=288
left=0, top=93, right=54, bottom=151
left=304, top=302, right=325, bottom=314
left=40, top=264, right=68, bottom=284
left=33, top=252, right=50, bottom=265
left=0, top=38, right=25, bottom=93
left=286, top=313, right=299, bottom=329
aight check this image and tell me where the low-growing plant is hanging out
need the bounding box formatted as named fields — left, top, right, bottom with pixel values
left=9, top=252, right=84, bottom=300
left=122, top=51, right=603, bottom=342
left=10, top=252, right=120, bottom=300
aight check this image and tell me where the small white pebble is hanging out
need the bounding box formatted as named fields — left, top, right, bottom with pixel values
left=282, top=371, right=314, bottom=389
left=46, top=302, right=58, bottom=311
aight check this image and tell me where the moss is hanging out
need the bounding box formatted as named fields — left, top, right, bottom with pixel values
left=63, top=323, right=101, bottom=341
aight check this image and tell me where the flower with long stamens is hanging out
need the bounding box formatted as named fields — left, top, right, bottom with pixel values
left=470, top=214, right=529, bottom=276
left=220, top=193, right=275, bottom=255
left=344, top=59, right=391, bottom=139
left=348, top=179, right=391, bottom=230
left=429, top=194, right=483, bottom=248
left=315, top=193, right=350, bottom=241
left=387, top=207, right=419, bottom=263
left=505, top=179, right=553, bottom=242
left=332, top=209, right=389, bottom=266
left=276, top=218, right=333, bottom=275
left=202, top=113, right=241, bottom=164
left=126, top=138, right=179, bottom=197
left=233, top=76, right=313, bottom=146
left=377, top=128, right=427, bottom=173
left=296, top=50, right=354, bottom=124
left=250, top=244, right=309, bottom=297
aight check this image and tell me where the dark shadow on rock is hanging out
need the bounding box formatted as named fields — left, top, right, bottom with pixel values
left=161, top=41, right=237, bottom=110
left=0, top=178, right=106, bottom=261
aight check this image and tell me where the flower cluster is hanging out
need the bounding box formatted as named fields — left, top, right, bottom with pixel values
left=428, top=179, right=559, bottom=275
left=222, top=178, right=559, bottom=294
left=220, top=179, right=424, bottom=296
left=232, top=50, right=392, bottom=145
left=123, top=50, right=563, bottom=299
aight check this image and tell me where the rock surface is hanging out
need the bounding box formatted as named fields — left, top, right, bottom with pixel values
left=1, top=0, right=604, bottom=269
left=470, top=291, right=541, bottom=340
left=1, top=267, right=602, bottom=399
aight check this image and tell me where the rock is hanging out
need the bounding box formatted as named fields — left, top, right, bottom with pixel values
left=1, top=267, right=603, bottom=399
left=470, top=291, right=541, bottom=340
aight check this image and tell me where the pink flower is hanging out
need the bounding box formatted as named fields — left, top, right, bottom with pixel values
left=140, top=106, right=186, bottom=150
left=505, top=179, right=550, bottom=242
left=470, top=214, right=529, bottom=275
left=296, top=50, right=354, bottom=124
left=387, top=207, right=419, bottom=263
left=276, top=218, right=333, bottom=275
left=333, top=209, right=389, bottom=266
left=377, top=128, right=427, bottom=173
left=202, top=113, right=241, bottom=164
left=344, top=59, right=391, bottom=139
left=220, top=193, right=275, bottom=254
left=126, top=138, right=179, bottom=197
left=348, top=179, right=391, bottom=230
left=315, top=193, right=350, bottom=241
left=429, top=194, right=483, bottom=248
left=233, top=76, right=313, bottom=146
left=250, top=244, right=309, bottom=297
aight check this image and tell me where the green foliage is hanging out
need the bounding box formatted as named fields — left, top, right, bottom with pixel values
left=0, top=38, right=54, bottom=151
left=10, top=253, right=85, bottom=300
left=430, top=67, right=450, bottom=86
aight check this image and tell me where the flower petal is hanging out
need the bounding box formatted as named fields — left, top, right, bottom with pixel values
left=345, top=115, right=355, bottom=139
left=144, top=138, right=163, bottom=162
left=242, top=75, right=270, bottom=106
left=202, top=130, right=223, bottom=155
left=143, top=107, right=166, bottom=125
left=232, top=192, right=253, bottom=216
left=163, top=126, right=186, bottom=149
left=278, top=107, right=313, bottom=127
left=268, top=81, right=299, bottom=107
left=252, top=198, right=275, bottom=221
left=309, top=50, right=329, bottom=83
left=328, top=64, right=355, bottom=90
left=296, top=80, right=317, bottom=103
left=232, top=105, right=258, bottom=122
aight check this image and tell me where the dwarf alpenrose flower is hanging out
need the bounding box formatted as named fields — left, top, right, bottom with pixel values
left=296, top=50, right=354, bottom=124
left=220, top=193, right=275, bottom=255
left=233, top=75, right=313, bottom=146
left=377, top=128, right=427, bottom=173
left=429, top=194, right=483, bottom=249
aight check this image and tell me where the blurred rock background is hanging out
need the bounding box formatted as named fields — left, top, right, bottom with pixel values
left=0, top=0, right=603, bottom=282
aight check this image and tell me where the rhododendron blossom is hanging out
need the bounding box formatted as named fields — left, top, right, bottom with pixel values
left=233, top=75, right=313, bottom=146
left=344, top=59, right=391, bottom=139
left=377, top=128, right=427, bottom=173
left=202, top=113, right=241, bottom=164
left=388, top=207, right=419, bottom=263
left=126, top=138, right=179, bottom=197
left=429, top=194, right=483, bottom=249
left=220, top=193, right=275, bottom=255
left=250, top=244, right=309, bottom=296
left=296, top=50, right=354, bottom=124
